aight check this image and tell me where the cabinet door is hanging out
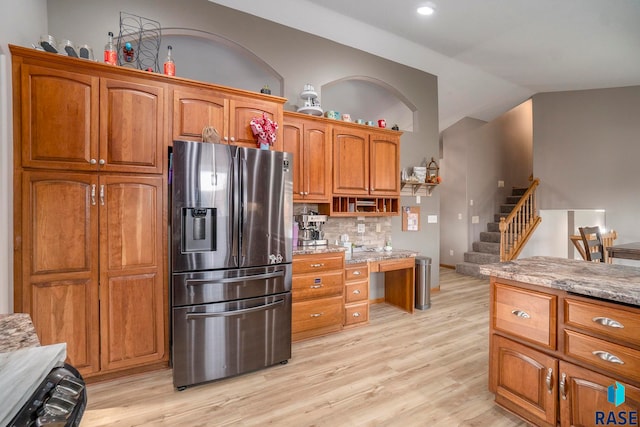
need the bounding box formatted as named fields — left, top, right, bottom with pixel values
left=228, top=96, right=283, bottom=150
left=491, top=335, right=558, bottom=427
left=332, top=127, right=369, bottom=195
left=99, top=175, right=166, bottom=371
left=283, top=119, right=304, bottom=200
left=370, top=132, right=400, bottom=195
left=303, top=121, right=331, bottom=202
left=559, top=361, right=640, bottom=427
left=20, top=64, right=99, bottom=171
left=100, top=77, right=165, bottom=173
left=21, top=171, right=100, bottom=376
left=172, top=88, right=227, bottom=142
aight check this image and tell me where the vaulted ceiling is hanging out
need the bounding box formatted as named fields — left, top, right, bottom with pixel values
left=210, top=0, right=640, bottom=130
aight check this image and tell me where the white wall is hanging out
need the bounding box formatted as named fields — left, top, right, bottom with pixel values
left=0, top=0, right=48, bottom=313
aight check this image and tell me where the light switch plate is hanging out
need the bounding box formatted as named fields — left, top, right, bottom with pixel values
left=357, top=223, right=365, bottom=233
left=498, top=180, right=505, bottom=188
left=427, top=215, right=437, bottom=223
left=472, top=216, right=479, bottom=224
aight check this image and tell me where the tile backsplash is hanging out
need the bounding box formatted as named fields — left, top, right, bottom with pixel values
left=294, top=204, right=391, bottom=247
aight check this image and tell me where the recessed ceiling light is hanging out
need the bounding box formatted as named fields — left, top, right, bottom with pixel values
left=417, top=5, right=435, bottom=16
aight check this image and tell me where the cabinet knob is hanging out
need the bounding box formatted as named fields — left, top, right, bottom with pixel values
left=310, top=313, right=323, bottom=318
left=592, top=350, right=625, bottom=365
left=545, top=368, right=553, bottom=394
left=559, top=373, right=567, bottom=400
left=511, top=309, right=530, bottom=319
left=353, top=289, right=361, bottom=295
left=310, top=263, right=324, bottom=268
left=310, top=284, right=323, bottom=289
left=353, top=271, right=361, bottom=275
left=223, top=136, right=229, bottom=142
left=230, top=137, right=236, bottom=142
left=592, top=316, right=624, bottom=328
left=90, top=159, right=97, bottom=165
left=99, top=159, right=105, bottom=165
left=352, top=312, right=360, bottom=317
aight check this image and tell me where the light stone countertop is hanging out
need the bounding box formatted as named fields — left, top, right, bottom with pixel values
left=479, top=256, right=640, bottom=307
left=0, top=313, right=40, bottom=353
left=292, top=245, right=418, bottom=265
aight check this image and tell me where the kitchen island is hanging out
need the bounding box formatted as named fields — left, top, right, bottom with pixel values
left=480, top=256, right=640, bottom=427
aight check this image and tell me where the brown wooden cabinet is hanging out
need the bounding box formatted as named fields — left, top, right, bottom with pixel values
left=12, top=45, right=168, bottom=381
left=19, top=63, right=164, bottom=174
left=325, top=124, right=401, bottom=216
left=344, top=263, right=369, bottom=328
left=18, top=171, right=165, bottom=377
left=283, top=112, right=331, bottom=203
left=291, top=252, right=345, bottom=341
left=489, top=278, right=640, bottom=426
left=171, top=86, right=284, bottom=150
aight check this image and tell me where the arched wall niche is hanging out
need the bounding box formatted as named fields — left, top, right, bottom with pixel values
left=148, top=28, right=283, bottom=96
left=321, top=76, right=416, bottom=132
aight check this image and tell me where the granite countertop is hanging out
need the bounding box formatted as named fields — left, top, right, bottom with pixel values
left=480, top=256, right=640, bottom=307
left=0, top=313, right=40, bottom=352
left=293, top=244, right=418, bottom=264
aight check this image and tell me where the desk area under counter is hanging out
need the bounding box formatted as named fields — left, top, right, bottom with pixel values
left=291, top=246, right=417, bottom=341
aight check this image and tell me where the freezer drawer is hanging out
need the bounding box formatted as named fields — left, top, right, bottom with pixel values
left=172, top=292, right=292, bottom=389
left=172, top=264, right=292, bottom=307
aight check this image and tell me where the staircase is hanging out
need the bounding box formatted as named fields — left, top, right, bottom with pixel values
left=455, top=188, right=527, bottom=278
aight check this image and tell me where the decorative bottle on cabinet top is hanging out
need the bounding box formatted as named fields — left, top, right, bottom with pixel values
left=104, top=31, right=117, bottom=65
left=163, top=45, right=175, bottom=76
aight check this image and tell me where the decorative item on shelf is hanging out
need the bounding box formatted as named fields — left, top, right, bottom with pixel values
left=426, top=157, right=441, bottom=183
left=297, top=83, right=323, bottom=116
left=250, top=113, right=278, bottom=150
left=260, top=85, right=271, bottom=94
left=202, top=126, right=220, bottom=144
left=392, top=124, right=400, bottom=131
left=342, top=113, right=352, bottom=122
left=412, top=166, right=427, bottom=182
left=378, top=119, right=386, bottom=128
left=325, top=110, right=341, bottom=120
left=117, top=11, right=161, bottom=72
left=355, top=119, right=365, bottom=125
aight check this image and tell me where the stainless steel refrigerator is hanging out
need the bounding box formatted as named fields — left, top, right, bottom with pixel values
left=170, top=140, right=293, bottom=390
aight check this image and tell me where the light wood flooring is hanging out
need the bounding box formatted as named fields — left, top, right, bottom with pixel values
left=82, top=268, right=527, bottom=426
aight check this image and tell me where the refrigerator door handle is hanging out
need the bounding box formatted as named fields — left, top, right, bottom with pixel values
left=240, top=156, right=248, bottom=266
left=230, top=153, right=239, bottom=267
left=185, top=270, right=285, bottom=287
left=185, top=298, right=285, bottom=320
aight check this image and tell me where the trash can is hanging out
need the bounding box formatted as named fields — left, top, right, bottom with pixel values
left=415, top=256, right=431, bottom=310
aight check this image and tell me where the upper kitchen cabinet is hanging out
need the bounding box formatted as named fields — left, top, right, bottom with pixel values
left=99, top=77, right=165, bottom=174
left=283, top=112, right=331, bottom=203
left=171, top=85, right=284, bottom=151
left=326, top=124, right=401, bottom=216
left=14, top=52, right=165, bottom=174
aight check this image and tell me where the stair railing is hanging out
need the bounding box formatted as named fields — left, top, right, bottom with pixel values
left=499, top=178, right=541, bottom=261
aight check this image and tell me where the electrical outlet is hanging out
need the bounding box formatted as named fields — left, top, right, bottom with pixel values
left=498, top=180, right=505, bottom=188
left=376, top=223, right=381, bottom=233
left=457, top=213, right=462, bottom=220
left=357, top=223, right=365, bottom=233
left=416, top=195, right=421, bottom=204
left=472, top=216, right=479, bottom=224
left=469, top=199, right=474, bottom=206
left=449, top=249, right=454, bottom=256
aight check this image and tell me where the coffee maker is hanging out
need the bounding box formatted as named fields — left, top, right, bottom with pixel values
left=295, top=213, right=328, bottom=246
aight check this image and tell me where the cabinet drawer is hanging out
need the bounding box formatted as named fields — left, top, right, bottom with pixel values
left=292, top=296, right=343, bottom=334
left=564, top=298, right=640, bottom=347
left=344, top=302, right=369, bottom=326
left=345, top=263, right=369, bottom=281
left=292, top=270, right=343, bottom=301
left=293, top=253, right=344, bottom=274
left=493, top=282, right=557, bottom=349
left=564, top=330, right=640, bottom=384
left=345, top=281, right=369, bottom=304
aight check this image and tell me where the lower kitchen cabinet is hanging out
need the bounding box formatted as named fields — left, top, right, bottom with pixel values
left=292, top=252, right=345, bottom=341
left=18, top=171, right=167, bottom=378
left=489, top=278, right=640, bottom=426
left=344, top=263, right=369, bottom=328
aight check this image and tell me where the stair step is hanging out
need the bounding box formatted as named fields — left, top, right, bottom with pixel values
left=480, top=231, right=501, bottom=243
left=506, top=196, right=522, bottom=204
left=511, top=187, right=527, bottom=196
left=500, top=204, right=516, bottom=213
left=455, top=262, right=489, bottom=279
left=473, top=241, right=500, bottom=254
left=487, top=222, right=500, bottom=232
left=464, top=251, right=500, bottom=264
left=494, top=213, right=508, bottom=223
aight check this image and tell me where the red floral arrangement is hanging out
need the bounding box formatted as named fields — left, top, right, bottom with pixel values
left=250, top=113, right=278, bottom=148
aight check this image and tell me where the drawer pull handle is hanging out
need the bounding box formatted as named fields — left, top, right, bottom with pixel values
left=353, top=289, right=361, bottom=295
left=310, top=313, right=323, bottom=318
left=592, top=317, right=624, bottom=329
left=545, top=368, right=553, bottom=394
left=353, top=271, right=362, bottom=275
left=511, top=309, right=530, bottom=319
left=592, top=351, right=625, bottom=365
left=310, top=263, right=325, bottom=268
left=352, top=312, right=360, bottom=317
left=310, top=284, right=323, bottom=289
left=560, top=373, right=567, bottom=400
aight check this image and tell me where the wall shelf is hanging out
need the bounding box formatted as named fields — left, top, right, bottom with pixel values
left=400, top=181, right=438, bottom=197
